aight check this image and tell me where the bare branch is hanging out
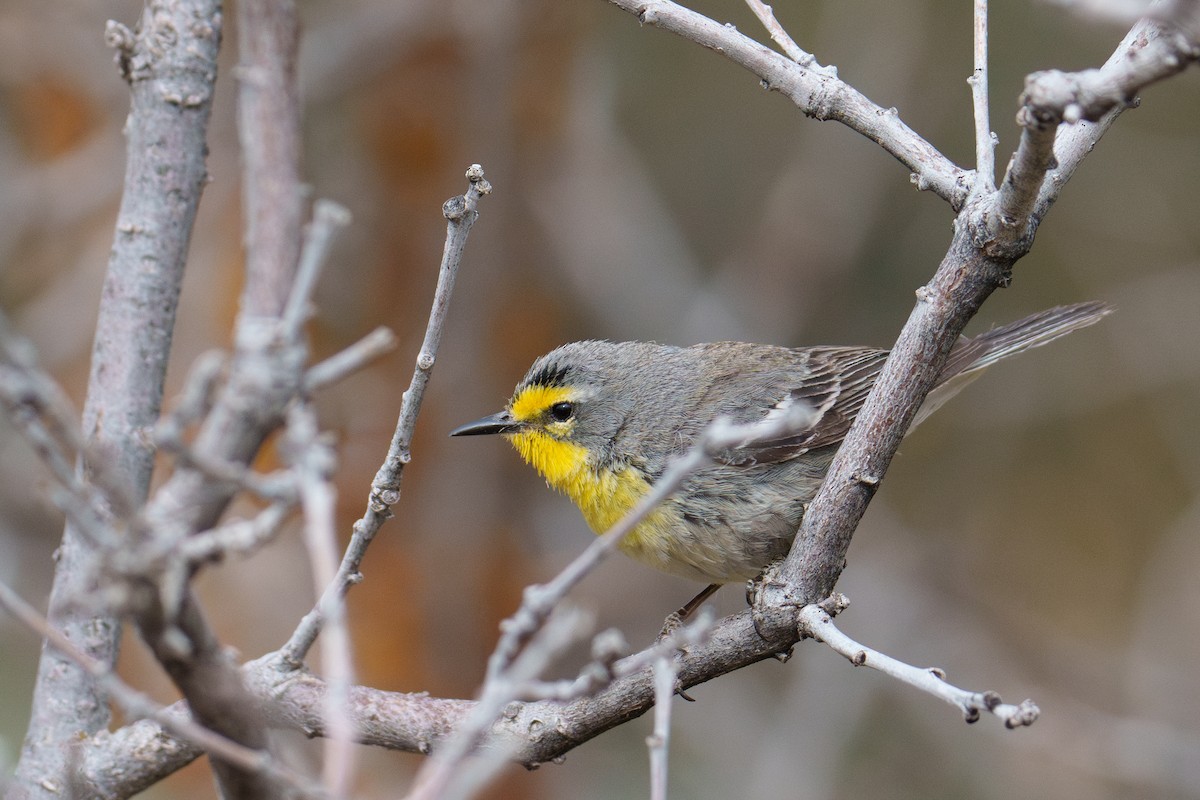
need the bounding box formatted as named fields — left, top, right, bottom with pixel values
left=304, top=327, right=399, bottom=392
left=282, top=200, right=353, bottom=339
left=605, top=0, right=971, bottom=208
left=970, top=0, right=995, bottom=188
left=0, top=320, right=116, bottom=553
left=285, top=402, right=357, bottom=799
left=0, top=580, right=323, bottom=797
left=179, top=502, right=294, bottom=566
left=14, top=1, right=223, bottom=793
left=237, top=0, right=304, bottom=318
left=744, top=0, right=818, bottom=67
left=995, top=18, right=1199, bottom=249
left=797, top=599, right=1039, bottom=728
left=281, top=165, right=492, bottom=666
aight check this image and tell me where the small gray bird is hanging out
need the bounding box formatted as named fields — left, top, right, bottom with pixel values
left=452, top=302, right=1110, bottom=612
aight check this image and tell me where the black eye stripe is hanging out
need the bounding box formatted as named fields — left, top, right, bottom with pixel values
left=549, top=401, right=574, bottom=422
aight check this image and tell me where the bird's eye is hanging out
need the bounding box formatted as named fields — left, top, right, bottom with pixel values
left=549, top=401, right=574, bottom=422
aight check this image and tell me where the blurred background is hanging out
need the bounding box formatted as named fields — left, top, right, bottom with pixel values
left=2, top=0, right=1198, bottom=797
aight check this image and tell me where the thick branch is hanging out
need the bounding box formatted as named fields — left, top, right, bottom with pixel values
left=14, top=1, right=222, bottom=795
left=114, top=3, right=310, bottom=797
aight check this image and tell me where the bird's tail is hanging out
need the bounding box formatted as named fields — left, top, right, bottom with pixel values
left=912, top=301, right=1111, bottom=428
left=941, top=301, right=1112, bottom=379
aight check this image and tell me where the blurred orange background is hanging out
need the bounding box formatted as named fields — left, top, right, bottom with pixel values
left=1, top=1, right=1198, bottom=798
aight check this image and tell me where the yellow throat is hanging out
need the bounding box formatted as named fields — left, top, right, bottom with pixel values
left=505, top=384, right=672, bottom=544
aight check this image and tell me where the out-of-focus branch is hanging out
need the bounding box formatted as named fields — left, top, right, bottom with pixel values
left=281, top=165, right=492, bottom=666
left=0, top=580, right=322, bottom=796
left=237, top=0, right=304, bottom=318
left=113, top=2, right=317, bottom=796
left=304, top=326, right=398, bottom=392
left=13, top=1, right=223, bottom=795
left=605, top=0, right=972, bottom=209
left=285, top=402, right=357, bottom=799
left=797, top=597, right=1039, bottom=728
left=647, top=654, right=679, bottom=800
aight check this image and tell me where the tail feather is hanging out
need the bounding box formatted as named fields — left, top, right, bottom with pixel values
left=940, top=301, right=1112, bottom=380
left=911, top=301, right=1111, bottom=429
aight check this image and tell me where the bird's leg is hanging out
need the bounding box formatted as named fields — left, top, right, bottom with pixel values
left=657, top=583, right=722, bottom=642
left=678, top=583, right=721, bottom=619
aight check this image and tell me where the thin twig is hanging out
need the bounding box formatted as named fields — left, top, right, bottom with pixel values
left=280, top=165, right=491, bottom=666
left=157, top=350, right=226, bottom=433
left=304, top=326, right=398, bottom=392
left=797, top=600, right=1039, bottom=728
left=970, top=0, right=995, bottom=189
left=0, top=325, right=117, bottom=551
left=1033, top=18, right=1197, bottom=218
left=516, top=609, right=713, bottom=703
left=407, top=606, right=595, bottom=800
left=743, top=0, right=819, bottom=68
left=180, top=502, right=294, bottom=566
left=282, top=200, right=352, bottom=339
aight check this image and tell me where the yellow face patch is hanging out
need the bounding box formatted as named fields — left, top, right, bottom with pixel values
left=505, top=383, right=586, bottom=492
left=504, top=382, right=674, bottom=559
left=509, top=384, right=574, bottom=424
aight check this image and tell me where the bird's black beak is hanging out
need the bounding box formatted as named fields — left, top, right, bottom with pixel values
left=449, top=411, right=521, bottom=437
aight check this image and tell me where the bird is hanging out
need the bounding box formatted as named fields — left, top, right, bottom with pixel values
left=451, top=302, right=1110, bottom=615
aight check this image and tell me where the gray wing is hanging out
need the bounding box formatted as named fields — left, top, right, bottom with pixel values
left=682, top=345, right=890, bottom=468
